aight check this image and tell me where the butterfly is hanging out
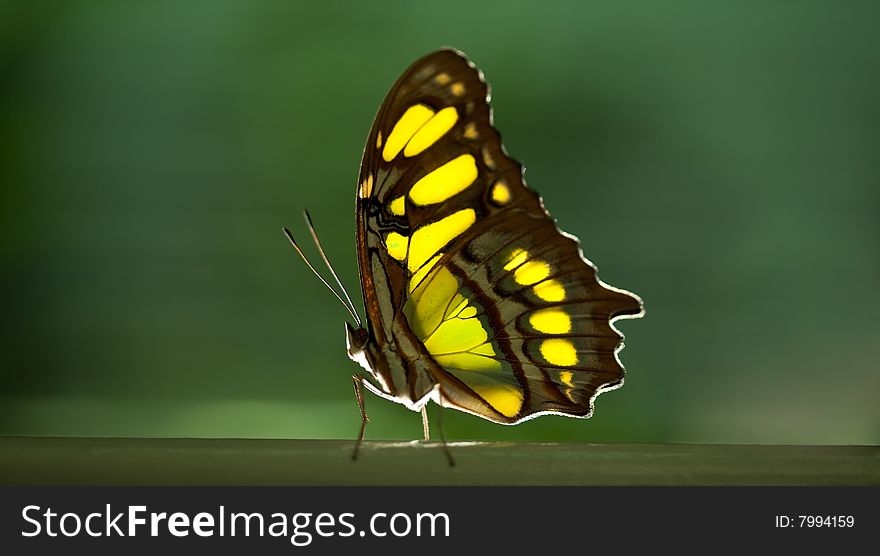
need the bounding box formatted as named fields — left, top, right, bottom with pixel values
left=285, top=48, right=643, bottom=458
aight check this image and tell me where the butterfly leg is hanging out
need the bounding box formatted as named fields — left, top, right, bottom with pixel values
left=351, top=373, right=371, bottom=461
left=435, top=403, right=455, bottom=467
left=420, top=406, right=430, bottom=441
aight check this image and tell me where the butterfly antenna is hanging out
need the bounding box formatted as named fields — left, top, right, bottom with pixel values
left=302, top=210, right=362, bottom=327
left=282, top=226, right=362, bottom=326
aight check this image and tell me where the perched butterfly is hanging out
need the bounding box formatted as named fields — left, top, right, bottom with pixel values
left=285, top=48, right=643, bottom=458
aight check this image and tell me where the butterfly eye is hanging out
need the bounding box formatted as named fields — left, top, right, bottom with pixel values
left=345, top=323, right=369, bottom=353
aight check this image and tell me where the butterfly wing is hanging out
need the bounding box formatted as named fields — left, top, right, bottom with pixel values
left=356, top=48, right=643, bottom=423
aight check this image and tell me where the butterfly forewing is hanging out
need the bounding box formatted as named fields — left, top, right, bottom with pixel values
left=355, top=48, right=642, bottom=424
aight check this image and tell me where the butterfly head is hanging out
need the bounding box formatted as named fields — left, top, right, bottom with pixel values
left=346, top=322, right=399, bottom=397
left=345, top=321, right=372, bottom=367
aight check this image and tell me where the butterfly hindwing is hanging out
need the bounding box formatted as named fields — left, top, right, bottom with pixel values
left=355, top=48, right=642, bottom=423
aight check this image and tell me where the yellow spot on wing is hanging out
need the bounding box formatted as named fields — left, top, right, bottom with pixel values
left=503, top=248, right=528, bottom=271
left=474, top=383, right=522, bottom=417
left=358, top=174, right=373, bottom=199
left=451, top=82, right=465, bottom=96
left=376, top=131, right=383, bottom=149
left=540, top=339, right=578, bottom=366
left=445, top=367, right=522, bottom=417
left=404, top=107, right=458, bottom=157
left=409, top=155, right=478, bottom=206
left=490, top=181, right=511, bottom=205
left=559, top=370, right=577, bottom=401
left=423, top=317, right=488, bottom=354
left=382, top=104, right=435, bottom=161
left=515, top=260, right=551, bottom=285
left=435, top=352, right=500, bottom=371
left=408, top=253, right=441, bottom=293
left=435, top=72, right=451, bottom=85
left=389, top=196, right=406, bottom=216
left=446, top=295, right=468, bottom=319
left=385, top=232, right=408, bottom=261
left=464, top=123, right=478, bottom=140
left=559, top=370, right=574, bottom=388
left=471, top=343, right=495, bottom=357
left=533, top=279, right=566, bottom=302
left=408, top=208, right=475, bottom=272
left=404, top=259, right=499, bottom=374
left=482, top=147, right=496, bottom=170
left=529, top=308, right=572, bottom=334
left=405, top=266, right=459, bottom=339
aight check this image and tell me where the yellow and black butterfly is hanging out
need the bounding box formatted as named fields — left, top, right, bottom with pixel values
left=285, top=48, right=643, bottom=458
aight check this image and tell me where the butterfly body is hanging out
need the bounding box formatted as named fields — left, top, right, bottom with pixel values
left=334, top=48, right=643, bottom=427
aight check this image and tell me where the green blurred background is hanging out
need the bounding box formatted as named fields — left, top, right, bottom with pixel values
left=2, top=1, right=878, bottom=445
